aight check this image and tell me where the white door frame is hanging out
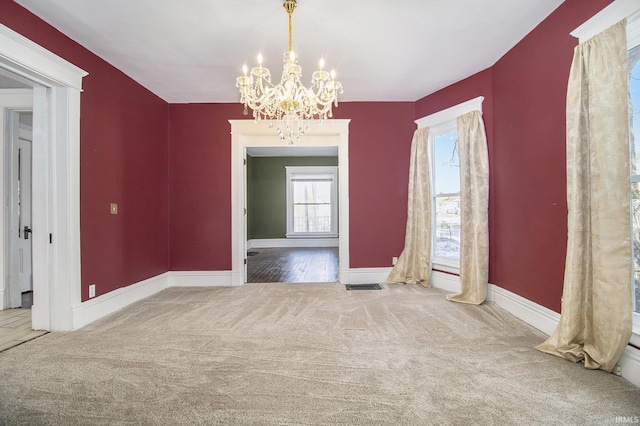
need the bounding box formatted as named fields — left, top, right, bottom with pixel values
left=0, top=24, right=87, bottom=331
left=230, top=119, right=351, bottom=286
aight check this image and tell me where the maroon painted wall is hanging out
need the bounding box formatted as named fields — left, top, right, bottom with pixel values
left=3, top=0, right=619, bottom=312
left=415, top=0, right=614, bottom=313
left=333, top=103, right=415, bottom=268
left=0, top=0, right=170, bottom=300
left=490, top=0, right=613, bottom=312
left=168, top=104, right=243, bottom=271
left=168, top=102, right=415, bottom=270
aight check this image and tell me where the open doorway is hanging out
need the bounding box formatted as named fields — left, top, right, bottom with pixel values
left=230, top=119, right=350, bottom=286
left=245, top=147, right=339, bottom=283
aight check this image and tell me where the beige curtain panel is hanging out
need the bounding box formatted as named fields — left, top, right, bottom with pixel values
left=387, top=127, right=432, bottom=286
left=446, top=110, right=489, bottom=305
left=536, top=20, right=632, bottom=372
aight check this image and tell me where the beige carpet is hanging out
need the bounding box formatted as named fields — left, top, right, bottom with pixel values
left=0, top=283, right=638, bottom=425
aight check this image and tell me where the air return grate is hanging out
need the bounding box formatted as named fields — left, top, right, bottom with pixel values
left=345, top=284, right=382, bottom=291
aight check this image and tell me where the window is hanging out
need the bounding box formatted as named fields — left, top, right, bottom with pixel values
left=433, top=130, right=461, bottom=265
left=285, top=166, right=338, bottom=238
left=415, top=96, right=484, bottom=272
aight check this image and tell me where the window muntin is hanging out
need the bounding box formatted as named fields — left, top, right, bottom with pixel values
left=285, top=166, right=338, bottom=238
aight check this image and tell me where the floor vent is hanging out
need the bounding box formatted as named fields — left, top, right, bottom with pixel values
left=345, top=284, right=382, bottom=291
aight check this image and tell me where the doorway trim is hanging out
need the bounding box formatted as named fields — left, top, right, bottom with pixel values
left=230, top=119, right=350, bottom=286
left=0, top=24, right=87, bottom=331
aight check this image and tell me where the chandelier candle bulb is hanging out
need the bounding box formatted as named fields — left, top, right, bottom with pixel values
left=236, top=0, right=343, bottom=144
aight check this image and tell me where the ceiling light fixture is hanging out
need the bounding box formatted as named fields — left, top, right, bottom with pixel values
left=236, top=0, right=342, bottom=144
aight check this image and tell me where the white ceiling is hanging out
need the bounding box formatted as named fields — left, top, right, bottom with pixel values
left=13, top=0, right=565, bottom=104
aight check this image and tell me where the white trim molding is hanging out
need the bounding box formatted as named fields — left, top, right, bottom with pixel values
left=487, top=284, right=640, bottom=388
left=571, top=0, right=640, bottom=44
left=415, top=96, right=484, bottom=130
left=347, top=267, right=393, bottom=284
left=72, top=273, right=170, bottom=330
left=167, top=271, right=233, bottom=287
left=430, top=270, right=462, bottom=294
left=0, top=24, right=87, bottom=331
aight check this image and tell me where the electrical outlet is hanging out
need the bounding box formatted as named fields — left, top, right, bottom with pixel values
left=89, top=284, right=96, bottom=298
left=392, top=256, right=398, bottom=265
left=614, top=365, right=622, bottom=376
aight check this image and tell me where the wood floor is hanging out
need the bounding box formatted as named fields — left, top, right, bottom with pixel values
left=247, top=247, right=339, bottom=283
left=0, top=292, right=47, bottom=352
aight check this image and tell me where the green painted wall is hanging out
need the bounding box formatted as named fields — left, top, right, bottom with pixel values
left=247, top=156, right=338, bottom=240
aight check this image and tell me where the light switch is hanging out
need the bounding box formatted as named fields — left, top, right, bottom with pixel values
left=110, top=203, right=118, bottom=215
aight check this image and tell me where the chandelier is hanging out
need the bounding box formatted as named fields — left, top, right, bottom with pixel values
left=236, top=0, right=343, bottom=144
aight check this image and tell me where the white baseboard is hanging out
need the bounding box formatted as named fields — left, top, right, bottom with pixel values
left=168, top=271, right=233, bottom=287
left=247, top=238, right=339, bottom=249
left=72, top=272, right=169, bottom=330
left=431, top=270, right=461, bottom=293
left=487, top=283, right=640, bottom=388
left=347, top=267, right=392, bottom=284
left=488, top=284, right=561, bottom=336
left=618, top=345, right=640, bottom=388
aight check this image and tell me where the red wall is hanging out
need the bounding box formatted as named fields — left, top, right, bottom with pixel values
left=415, top=0, right=614, bottom=313
left=3, top=0, right=620, bottom=312
left=0, top=0, right=170, bottom=300
left=168, top=102, right=415, bottom=270
left=334, top=103, right=415, bottom=267
left=168, top=104, right=243, bottom=270
left=491, top=0, right=613, bottom=312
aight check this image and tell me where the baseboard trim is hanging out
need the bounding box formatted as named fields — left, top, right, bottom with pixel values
left=431, top=270, right=461, bottom=293
left=488, top=284, right=560, bottom=336
left=247, top=238, right=339, bottom=249
left=168, top=271, right=233, bottom=287
left=487, top=283, right=640, bottom=388
left=72, top=272, right=169, bottom=330
left=347, top=267, right=392, bottom=284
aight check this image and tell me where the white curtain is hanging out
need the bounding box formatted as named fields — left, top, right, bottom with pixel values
left=387, top=128, right=432, bottom=286
left=446, top=110, right=490, bottom=305
left=536, top=20, right=632, bottom=372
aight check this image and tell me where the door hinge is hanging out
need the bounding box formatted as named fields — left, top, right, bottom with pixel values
left=49, top=233, right=53, bottom=244
left=243, top=158, right=247, bottom=166
left=244, top=208, right=247, bottom=215
left=244, top=258, right=247, bottom=265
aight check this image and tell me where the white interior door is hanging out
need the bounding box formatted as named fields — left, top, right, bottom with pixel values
left=17, top=124, right=32, bottom=293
